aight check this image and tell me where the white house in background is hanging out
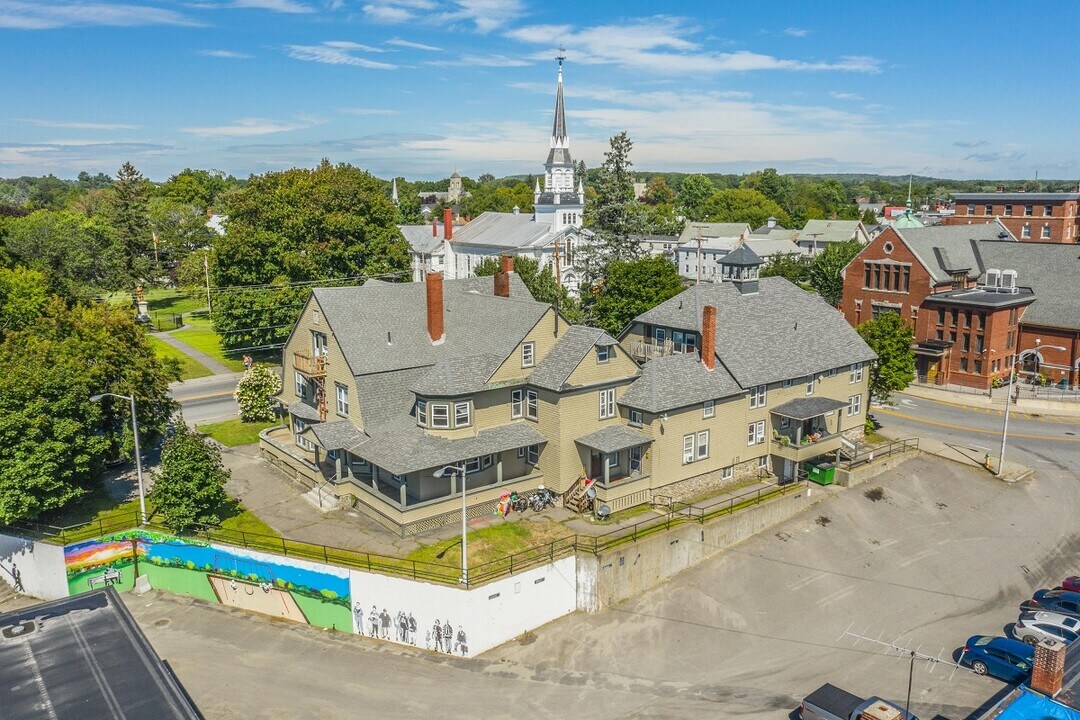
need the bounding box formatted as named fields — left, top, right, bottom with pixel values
left=206, top=214, right=226, bottom=236
left=400, top=58, right=594, bottom=296
left=674, top=235, right=741, bottom=281
left=796, top=219, right=869, bottom=255
left=742, top=236, right=804, bottom=263
left=633, top=234, right=680, bottom=257
left=677, top=222, right=751, bottom=246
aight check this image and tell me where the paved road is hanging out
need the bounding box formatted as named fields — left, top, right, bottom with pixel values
left=170, top=372, right=242, bottom=424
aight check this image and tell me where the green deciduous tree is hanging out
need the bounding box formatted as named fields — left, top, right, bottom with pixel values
left=473, top=255, right=581, bottom=321
left=740, top=168, right=794, bottom=207
left=676, top=174, right=715, bottom=221
left=857, top=312, right=915, bottom=402
left=701, top=188, right=790, bottom=229
left=148, top=197, right=214, bottom=266
left=235, top=364, right=283, bottom=422
left=759, top=252, right=810, bottom=284
left=642, top=176, right=675, bottom=206
left=0, top=267, right=49, bottom=335
left=151, top=420, right=230, bottom=532
left=808, top=238, right=862, bottom=306
left=592, top=256, right=684, bottom=335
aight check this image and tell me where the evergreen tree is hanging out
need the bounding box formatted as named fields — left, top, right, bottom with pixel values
left=108, top=162, right=152, bottom=283
left=582, top=132, right=643, bottom=281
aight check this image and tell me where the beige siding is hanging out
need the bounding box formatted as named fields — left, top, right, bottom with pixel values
left=564, top=342, right=639, bottom=387
left=487, top=308, right=561, bottom=384
left=282, top=294, right=364, bottom=428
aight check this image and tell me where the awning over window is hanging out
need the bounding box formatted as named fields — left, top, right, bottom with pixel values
left=771, top=397, right=847, bottom=421
left=575, top=425, right=653, bottom=454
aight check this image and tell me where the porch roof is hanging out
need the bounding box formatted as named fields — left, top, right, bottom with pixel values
left=913, top=340, right=951, bottom=357
left=304, top=420, right=367, bottom=450
left=771, top=397, right=847, bottom=421
left=575, top=424, right=653, bottom=454
left=287, top=401, right=322, bottom=422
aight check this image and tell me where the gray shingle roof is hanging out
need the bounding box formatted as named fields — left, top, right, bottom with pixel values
left=678, top=222, right=750, bottom=244
left=306, top=420, right=367, bottom=450
left=771, top=397, right=847, bottom=421
left=312, top=274, right=544, bottom=377
left=450, top=212, right=569, bottom=249
left=286, top=401, right=322, bottom=421
left=527, top=325, right=623, bottom=392
left=575, top=425, right=653, bottom=454
left=977, top=242, right=1080, bottom=330
left=398, top=224, right=444, bottom=255
left=348, top=422, right=545, bottom=476
left=720, top=244, right=762, bottom=267
left=742, top=237, right=803, bottom=259
left=800, top=219, right=865, bottom=244
left=618, top=352, right=743, bottom=413
left=412, top=354, right=504, bottom=397
left=545, top=148, right=574, bottom=166
left=895, top=221, right=1015, bottom=284
left=633, top=278, right=876, bottom=388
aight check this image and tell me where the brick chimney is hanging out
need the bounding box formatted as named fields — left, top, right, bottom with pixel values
left=701, top=305, right=716, bottom=371
left=425, top=272, right=445, bottom=344
left=443, top=208, right=453, bottom=240
left=1031, top=638, right=1066, bottom=697
left=432, top=219, right=437, bottom=237
left=494, top=270, right=510, bottom=298
left=500, top=254, right=514, bottom=273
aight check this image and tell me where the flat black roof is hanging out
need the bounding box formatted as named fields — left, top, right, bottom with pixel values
left=0, top=588, right=202, bottom=719
left=922, top=286, right=1036, bottom=308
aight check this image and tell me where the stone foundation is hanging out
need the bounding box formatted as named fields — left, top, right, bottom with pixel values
left=657, top=457, right=769, bottom=504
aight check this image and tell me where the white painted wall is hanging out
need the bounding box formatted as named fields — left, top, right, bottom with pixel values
left=0, top=533, right=68, bottom=600
left=348, top=556, right=577, bottom=656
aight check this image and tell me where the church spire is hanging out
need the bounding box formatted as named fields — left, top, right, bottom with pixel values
left=551, top=47, right=568, bottom=149
left=391, top=177, right=399, bottom=205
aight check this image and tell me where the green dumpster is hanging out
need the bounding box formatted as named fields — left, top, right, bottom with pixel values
left=807, top=462, right=836, bottom=486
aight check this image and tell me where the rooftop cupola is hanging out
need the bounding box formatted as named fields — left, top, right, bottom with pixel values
left=720, top=244, right=762, bottom=295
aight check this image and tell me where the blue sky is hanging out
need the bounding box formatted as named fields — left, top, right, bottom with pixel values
left=0, top=0, right=1075, bottom=181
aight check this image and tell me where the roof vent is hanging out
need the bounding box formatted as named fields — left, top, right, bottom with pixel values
left=1000, top=269, right=1018, bottom=294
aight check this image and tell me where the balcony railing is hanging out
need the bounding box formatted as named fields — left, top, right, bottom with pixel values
left=294, top=351, right=326, bottom=377
left=629, top=339, right=701, bottom=361
left=771, top=429, right=842, bottom=461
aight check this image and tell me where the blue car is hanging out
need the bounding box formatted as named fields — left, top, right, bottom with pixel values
left=962, top=635, right=1034, bottom=683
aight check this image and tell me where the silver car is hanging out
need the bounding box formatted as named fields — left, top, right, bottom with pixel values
left=1013, top=611, right=1080, bottom=646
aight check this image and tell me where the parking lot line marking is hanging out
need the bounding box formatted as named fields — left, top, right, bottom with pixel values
left=875, top=407, right=1080, bottom=443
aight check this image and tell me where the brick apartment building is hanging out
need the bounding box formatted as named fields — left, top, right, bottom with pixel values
left=945, top=191, right=1080, bottom=244
left=841, top=220, right=1080, bottom=390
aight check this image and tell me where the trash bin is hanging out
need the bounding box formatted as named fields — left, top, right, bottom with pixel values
left=807, top=462, right=836, bottom=486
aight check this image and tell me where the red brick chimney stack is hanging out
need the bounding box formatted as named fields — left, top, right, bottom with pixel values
left=426, top=272, right=445, bottom=344
left=1031, top=638, right=1066, bottom=697
left=432, top=219, right=437, bottom=237
left=500, top=254, right=514, bottom=273
left=443, top=208, right=453, bottom=240
left=494, top=270, right=510, bottom=298
left=701, top=305, right=716, bottom=371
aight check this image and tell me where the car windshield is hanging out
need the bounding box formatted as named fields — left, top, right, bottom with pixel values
left=974, top=637, right=992, bottom=646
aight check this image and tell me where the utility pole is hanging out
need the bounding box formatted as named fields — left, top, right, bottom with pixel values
left=696, top=232, right=703, bottom=285
left=203, top=252, right=212, bottom=316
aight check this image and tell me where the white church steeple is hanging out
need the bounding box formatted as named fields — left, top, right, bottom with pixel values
left=534, top=51, right=583, bottom=232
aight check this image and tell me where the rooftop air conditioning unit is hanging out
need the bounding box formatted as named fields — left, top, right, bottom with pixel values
left=1000, top=269, right=1018, bottom=294
left=984, top=268, right=1001, bottom=291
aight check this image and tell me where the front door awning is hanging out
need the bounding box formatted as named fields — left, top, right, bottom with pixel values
left=576, top=425, right=653, bottom=455
left=771, top=397, right=847, bottom=421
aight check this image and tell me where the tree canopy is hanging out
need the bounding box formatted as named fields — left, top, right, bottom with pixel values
left=808, top=239, right=862, bottom=306
left=151, top=421, right=230, bottom=532
left=701, top=188, right=791, bottom=228
left=857, top=312, right=915, bottom=401
left=591, top=256, right=684, bottom=335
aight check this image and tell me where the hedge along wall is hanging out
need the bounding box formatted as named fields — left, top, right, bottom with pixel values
left=348, top=556, right=578, bottom=656
left=0, top=532, right=68, bottom=600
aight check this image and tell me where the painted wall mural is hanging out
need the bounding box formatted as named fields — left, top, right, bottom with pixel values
left=64, top=531, right=352, bottom=631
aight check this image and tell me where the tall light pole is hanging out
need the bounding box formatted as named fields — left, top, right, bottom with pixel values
left=998, top=342, right=1066, bottom=477
left=91, top=392, right=147, bottom=525
left=435, top=463, right=469, bottom=585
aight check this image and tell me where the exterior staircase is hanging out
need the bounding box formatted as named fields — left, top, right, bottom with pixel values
left=563, top=478, right=594, bottom=513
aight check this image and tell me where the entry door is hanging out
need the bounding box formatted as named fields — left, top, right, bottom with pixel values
left=927, top=360, right=939, bottom=384
left=590, top=451, right=603, bottom=479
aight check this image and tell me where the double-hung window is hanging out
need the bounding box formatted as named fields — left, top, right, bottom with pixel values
left=510, top=389, right=523, bottom=419
left=526, top=389, right=538, bottom=420
left=416, top=399, right=427, bottom=426
left=295, top=371, right=306, bottom=399
left=848, top=394, right=862, bottom=417
left=749, top=385, right=767, bottom=409
left=850, top=362, right=864, bottom=383
left=311, top=331, right=327, bottom=357
left=721, top=466, right=733, bottom=481
left=465, top=457, right=481, bottom=474
left=335, top=383, right=349, bottom=416
left=430, top=404, right=449, bottom=428
left=521, top=342, right=535, bottom=368
left=805, top=375, right=815, bottom=395
left=454, top=401, right=471, bottom=428
left=599, top=388, right=616, bottom=419
left=526, top=444, right=539, bottom=465
left=682, top=434, right=695, bottom=464
left=629, top=409, right=643, bottom=427
left=597, top=345, right=610, bottom=363
left=696, top=430, right=709, bottom=460
left=703, top=400, right=715, bottom=419
left=747, top=420, right=765, bottom=446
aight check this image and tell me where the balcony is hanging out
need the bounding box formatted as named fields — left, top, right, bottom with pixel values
left=771, top=429, right=843, bottom=462
left=769, top=396, right=848, bottom=462
left=294, top=351, right=326, bottom=377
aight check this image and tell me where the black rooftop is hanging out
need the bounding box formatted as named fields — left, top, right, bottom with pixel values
left=720, top=244, right=762, bottom=267
left=921, top=286, right=1036, bottom=308
left=771, top=397, right=847, bottom=421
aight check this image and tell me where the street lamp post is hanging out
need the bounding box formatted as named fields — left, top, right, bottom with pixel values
left=998, top=342, right=1066, bottom=477
left=90, top=392, right=147, bottom=525
left=434, top=464, right=469, bottom=585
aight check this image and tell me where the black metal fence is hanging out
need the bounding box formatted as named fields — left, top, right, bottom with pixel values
left=839, top=437, right=919, bottom=471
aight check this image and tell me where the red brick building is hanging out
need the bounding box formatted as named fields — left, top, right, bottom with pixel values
left=945, top=192, right=1080, bottom=244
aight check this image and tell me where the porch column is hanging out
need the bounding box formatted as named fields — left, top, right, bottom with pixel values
left=399, top=482, right=408, bottom=507
left=450, top=473, right=457, bottom=496
left=335, top=453, right=344, bottom=482
left=604, top=455, right=611, bottom=484
left=496, top=457, right=503, bottom=483
left=795, top=426, right=803, bottom=445
left=371, top=465, right=379, bottom=491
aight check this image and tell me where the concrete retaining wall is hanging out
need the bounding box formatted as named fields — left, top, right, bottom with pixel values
left=835, top=451, right=917, bottom=488
left=0, top=533, right=68, bottom=600
left=577, top=488, right=813, bottom=610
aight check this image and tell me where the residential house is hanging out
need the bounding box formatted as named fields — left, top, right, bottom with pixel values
left=977, top=639, right=1079, bottom=720
left=945, top=191, right=1080, bottom=244
left=633, top=234, right=680, bottom=258
left=674, top=235, right=740, bottom=281
left=741, top=236, right=805, bottom=264
left=677, top=222, right=752, bottom=245
left=399, top=220, right=448, bottom=282
left=797, top=219, right=870, bottom=255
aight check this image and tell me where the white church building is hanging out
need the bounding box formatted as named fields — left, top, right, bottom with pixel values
left=400, top=59, right=593, bottom=296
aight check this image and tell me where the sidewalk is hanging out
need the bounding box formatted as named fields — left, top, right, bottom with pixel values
left=901, top=383, right=1080, bottom=418
left=877, top=425, right=1034, bottom=483
left=152, top=331, right=233, bottom=375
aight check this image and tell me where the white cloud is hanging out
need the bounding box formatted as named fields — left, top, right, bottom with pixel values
left=199, top=49, right=254, bottom=59
left=286, top=41, right=398, bottom=69
left=228, top=0, right=313, bottom=11
left=829, top=91, right=862, bottom=100
left=362, top=0, right=522, bottom=32
left=386, top=37, right=442, bottom=51
left=0, top=1, right=198, bottom=29
left=21, top=119, right=141, bottom=130
left=340, top=108, right=400, bottom=115
left=783, top=27, right=809, bottom=37
left=427, top=54, right=531, bottom=67
left=180, top=118, right=316, bottom=137
left=506, top=17, right=881, bottom=75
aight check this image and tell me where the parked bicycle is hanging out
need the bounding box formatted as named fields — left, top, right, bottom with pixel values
left=529, top=485, right=556, bottom=512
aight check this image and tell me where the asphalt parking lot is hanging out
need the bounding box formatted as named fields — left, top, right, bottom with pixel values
left=125, top=453, right=1079, bottom=719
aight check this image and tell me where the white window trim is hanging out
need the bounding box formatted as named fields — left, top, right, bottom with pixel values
left=749, top=385, right=767, bottom=409
left=517, top=446, right=526, bottom=458
left=295, top=371, right=306, bottom=399
left=703, top=400, right=715, bottom=419
left=696, top=430, right=709, bottom=460
left=526, top=389, right=538, bottom=420
left=848, top=394, right=862, bottom=417
left=416, top=399, right=427, bottom=427
left=521, top=342, right=536, bottom=368
left=805, top=375, right=815, bottom=395
left=782, top=378, right=793, bottom=388
left=597, top=345, right=610, bottom=363
left=629, top=409, right=643, bottom=427
left=335, top=383, right=349, bottom=416
left=526, top=445, right=539, bottom=466
left=510, top=389, right=523, bottom=419
left=682, top=434, right=695, bottom=464
left=758, top=456, right=768, bottom=469
left=850, top=362, right=864, bottom=384
left=454, top=401, right=471, bottom=428
left=430, top=403, right=450, bottom=429
left=721, top=466, right=733, bottom=481
left=599, top=388, right=616, bottom=419
left=747, top=420, right=765, bottom=446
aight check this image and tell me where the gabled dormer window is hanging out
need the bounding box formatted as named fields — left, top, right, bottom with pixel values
left=597, top=345, right=610, bottom=363
left=416, top=399, right=427, bottom=427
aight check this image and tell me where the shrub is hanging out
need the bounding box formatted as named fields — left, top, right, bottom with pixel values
left=235, top=364, right=282, bottom=422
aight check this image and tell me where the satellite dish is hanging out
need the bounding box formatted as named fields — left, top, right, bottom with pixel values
left=585, top=486, right=597, bottom=499
left=596, top=504, right=611, bottom=520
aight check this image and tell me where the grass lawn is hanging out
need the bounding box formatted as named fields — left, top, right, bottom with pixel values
left=147, top=335, right=212, bottom=380
left=171, top=323, right=247, bottom=372
left=406, top=518, right=572, bottom=575
left=195, top=418, right=277, bottom=447
left=217, top=499, right=281, bottom=538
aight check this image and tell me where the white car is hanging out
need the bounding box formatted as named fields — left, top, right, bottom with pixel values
left=1013, top=611, right=1080, bottom=646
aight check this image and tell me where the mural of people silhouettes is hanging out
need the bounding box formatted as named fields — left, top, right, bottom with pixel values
left=353, top=601, right=364, bottom=635
left=442, top=620, right=452, bottom=654
left=432, top=619, right=443, bottom=652
left=407, top=613, right=417, bottom=645
left=455, top=626, right=468, bottom=656
left=368, top=606, right=378, bottom=638
left=379, top=608, right=391, bottom=639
